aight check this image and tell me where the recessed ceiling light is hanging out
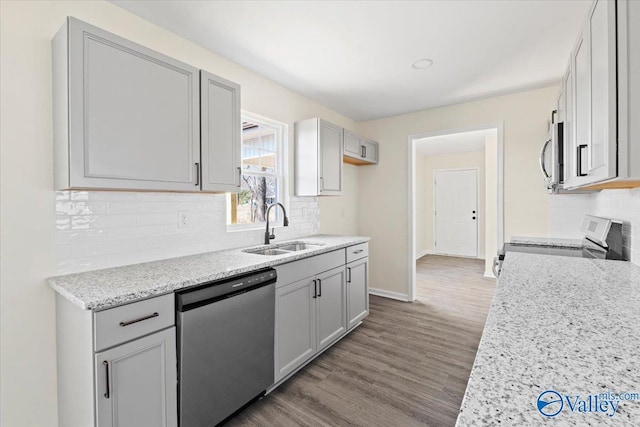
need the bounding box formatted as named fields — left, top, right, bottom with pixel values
left=412, top=58, right=434, bottom=69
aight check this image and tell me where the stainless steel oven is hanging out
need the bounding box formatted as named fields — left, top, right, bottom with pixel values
left=493, top=216, right=626, bottom=277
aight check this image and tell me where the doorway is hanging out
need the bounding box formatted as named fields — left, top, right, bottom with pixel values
left=434, top=168, right=478, bottom=257
left=407, top=124, right=504, bottom=302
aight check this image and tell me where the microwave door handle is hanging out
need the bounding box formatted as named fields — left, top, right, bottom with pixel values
left=540, top=138, right=552, bottom=179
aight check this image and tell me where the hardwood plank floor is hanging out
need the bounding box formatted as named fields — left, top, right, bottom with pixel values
left=227, top=255, right=496, bottom=427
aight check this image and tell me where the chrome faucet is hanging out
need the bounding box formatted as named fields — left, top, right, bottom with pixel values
left=264, top=203, right=289, bottom=244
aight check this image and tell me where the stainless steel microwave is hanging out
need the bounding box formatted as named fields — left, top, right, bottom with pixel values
left=539, top=110, right=564, bottom=193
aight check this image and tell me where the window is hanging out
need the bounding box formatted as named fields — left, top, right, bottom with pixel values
left=228, top=113, right=286, bottom=228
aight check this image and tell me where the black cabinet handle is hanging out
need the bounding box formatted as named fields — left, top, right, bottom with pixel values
left=347, top=267, right=352, bottom=283
left=363, top=146, right=367, bottom=158
left=312, top=279, right=317, bottom=298
left=194, top=163, right=200, bottom=186
left=577, top=144, right=588, bottom=177
left=119, top=312, right=159, bottom=327
left=237, top=166, right=242, bottom=187
left=318, top=279, right=322, bottom=297
left=472, top=217, right=476, bottom=220
left=103, top=361, right=110, bottom=399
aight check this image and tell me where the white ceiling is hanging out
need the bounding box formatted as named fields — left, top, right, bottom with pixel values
left=111, top=0, right=591, bottom=121
left=416, top=129, right=495, bottom=156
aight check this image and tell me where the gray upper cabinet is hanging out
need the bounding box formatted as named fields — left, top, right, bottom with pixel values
left=344, top=129, right=362, bottom=158
left=95, top=328, right=177, bottom=427
left=200, top=71, right=241, bottom=192
left=343, top=129, right=379, bottom=165
left=53, top=17, right=200, bottom=191
left=294, top=118, right=343, bottom=196
left=561, top=0, right=640, bottom=190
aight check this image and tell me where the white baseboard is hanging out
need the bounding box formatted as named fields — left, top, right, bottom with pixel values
left=369, top=288, right=411, bottom=302
left=484, top=270, right=496, bottom=278
left=415, top=249, right=431, bottom=260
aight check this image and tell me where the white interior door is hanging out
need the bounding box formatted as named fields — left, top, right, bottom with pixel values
left=434, top=169, right=478, bottom=257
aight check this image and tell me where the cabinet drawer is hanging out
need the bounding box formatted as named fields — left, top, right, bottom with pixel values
left=94, top=294, right=174, bottom=352
left=275, top=249, right=345, bottom=288
left=346, top=243, right=368, bottom=263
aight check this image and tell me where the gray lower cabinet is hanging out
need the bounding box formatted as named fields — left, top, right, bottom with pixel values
left=274, top=267, right=347, bottom=382
left=56, top=293, right=177, bottom=427
left=95, top=328, right=177, bottom=427
left=53, top=17, right=200, bottom=191
left=275, top=278, right=317, bottom=381
left=273, top=245, right=368, bottom=385
left=316, top=266, right=347, bottom=352
left=346, top=257, right=369, bottom=329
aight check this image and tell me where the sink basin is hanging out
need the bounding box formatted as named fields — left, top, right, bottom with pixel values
left=243, top=241, right=324, bottom=256
left=277, top=243, right=322, bottom=252
left=247, top=248, right=291, bottom=256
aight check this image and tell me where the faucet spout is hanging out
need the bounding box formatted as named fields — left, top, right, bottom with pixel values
left=264, top=203, right=289, bottom=245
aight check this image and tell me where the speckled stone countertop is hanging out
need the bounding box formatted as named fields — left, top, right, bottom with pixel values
left=48, top=234, right=369, bottom=311
left=510, top=235, right=584, bottom=248
left=456, top=252, right=640, bottom=426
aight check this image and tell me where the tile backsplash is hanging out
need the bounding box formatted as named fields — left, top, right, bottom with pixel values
left=550, top=188, right=640, bottom=265
left=55, top=191, right=319, bottom=275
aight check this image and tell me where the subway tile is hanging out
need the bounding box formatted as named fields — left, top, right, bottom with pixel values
left=56, top=201, right=108, bottom=216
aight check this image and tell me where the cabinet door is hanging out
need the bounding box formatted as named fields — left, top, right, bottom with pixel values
left=343, top=129, right=362, bottom=158
left=587, top=0, right=617, bottom=182
left=95, top=328, right=177, bottom=427
left=362, top=139, right=379, bottom=164
left=275, top=278, right=317, bottom=382
left=571, top=25, right=592, bottom=186
left=200, top=70, right=242, bottom=192
left=67, top=18, right=200, bottom=191
left=346, top=258, right=369, bottom=329
left=316, top=266, right=347, bottom=352
left=318, top=120, right=343, bottom=195
left=562, top=66, right=573, bottom=187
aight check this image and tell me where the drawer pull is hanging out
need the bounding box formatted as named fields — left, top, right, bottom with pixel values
left=352, top=249, right=364, bottom=254
left=119, top=312, right=159, bottom=327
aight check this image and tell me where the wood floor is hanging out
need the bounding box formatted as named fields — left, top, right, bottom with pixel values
left=227, top=255, right=496, bottom=427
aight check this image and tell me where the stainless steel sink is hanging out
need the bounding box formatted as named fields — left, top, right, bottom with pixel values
left=243, top=241, right=323, bottom=256
left=247, top=248, right=291, bottom=256
left=277, top=243, right=322, bottom=252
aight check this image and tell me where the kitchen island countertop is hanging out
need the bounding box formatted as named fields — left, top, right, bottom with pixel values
left=456, top=252, right=640, bottom=426
left=48, top=234, right=369, bottom=311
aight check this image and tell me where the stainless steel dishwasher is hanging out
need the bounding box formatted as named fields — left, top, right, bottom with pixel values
left=176, top=268, right=276, bottom=427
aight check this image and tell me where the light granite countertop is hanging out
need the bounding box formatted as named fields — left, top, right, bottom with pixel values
left=48, top=234, right=369, bottom=311
left=456, top=252, right=640, bottom=426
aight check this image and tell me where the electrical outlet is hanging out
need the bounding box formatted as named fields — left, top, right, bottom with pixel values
left=178, top=211, right=189, bottom=228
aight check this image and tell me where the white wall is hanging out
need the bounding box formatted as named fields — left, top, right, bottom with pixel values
left=357, top=85, right=558, bottom=296
left=0, top=1, right=360, bottom=425
left=415, top=150, right=486, bottom=259
left=550, top=189, right=640, bottom=265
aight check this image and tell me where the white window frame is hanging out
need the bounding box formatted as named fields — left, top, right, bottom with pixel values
left=227, top=111, right=288, bottom=232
